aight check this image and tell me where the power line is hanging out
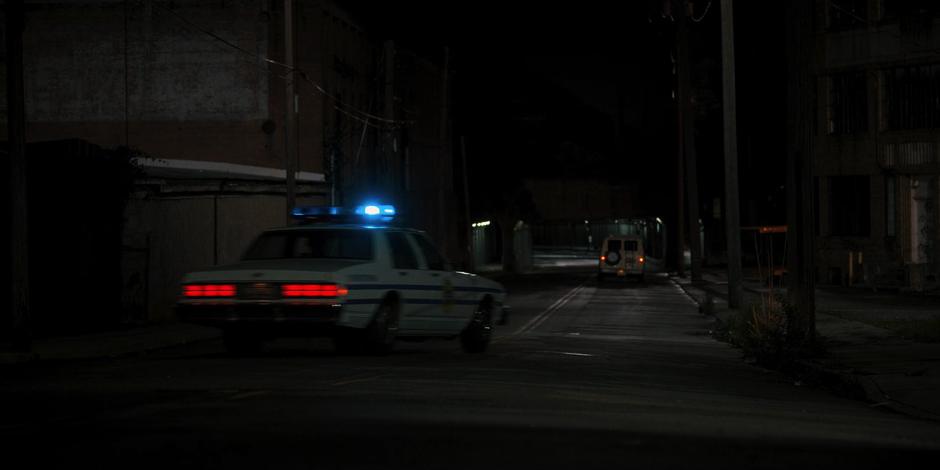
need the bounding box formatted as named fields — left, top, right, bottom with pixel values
left=151, top=1, right=411, bottom=130
left=691, top=1, right=713, bottom=23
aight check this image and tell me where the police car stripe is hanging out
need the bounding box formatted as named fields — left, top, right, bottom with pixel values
left=345, top=298, right=479, bottom=306
left=347, top=284, right=503, bottom=294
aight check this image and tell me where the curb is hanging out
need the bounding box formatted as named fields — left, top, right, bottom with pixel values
left=670, top=276, right=940, bottom=423
left=0, top=329, right=222, bottom=366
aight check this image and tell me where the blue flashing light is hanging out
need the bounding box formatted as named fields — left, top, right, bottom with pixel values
left=292, top=204, right=397, bottom=224
left=354, top=204, right=396, bottom=218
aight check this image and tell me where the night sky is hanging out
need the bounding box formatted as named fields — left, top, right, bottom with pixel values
left=346, top=1, right=787, bottom=225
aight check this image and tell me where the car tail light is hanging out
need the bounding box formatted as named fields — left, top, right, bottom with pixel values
left=183, top=284, right=236, bottom=297
left=281, top=283, right=349, bottom=298
left=639, top=256, right=645, bottom=264
left=600, top=255, right=606, bottom=262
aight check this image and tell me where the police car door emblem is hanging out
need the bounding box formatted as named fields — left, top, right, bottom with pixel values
left=442, top=278, right=455, bottom=312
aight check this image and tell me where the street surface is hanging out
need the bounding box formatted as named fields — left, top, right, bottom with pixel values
left=3, top=270, right=939, bottom=469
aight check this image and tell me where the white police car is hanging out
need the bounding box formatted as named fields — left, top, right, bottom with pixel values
left=176, top=204, right=508, bottom=354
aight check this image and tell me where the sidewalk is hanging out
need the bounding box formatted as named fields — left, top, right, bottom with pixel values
left=674, top=270, right=940, bottom=422
left=0, top=323, right=219, bottom=365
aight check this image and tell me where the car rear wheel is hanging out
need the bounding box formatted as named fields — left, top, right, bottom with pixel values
left=364, top=300, right=399, bottom=355
left=461, top=301, right=493, bottom=353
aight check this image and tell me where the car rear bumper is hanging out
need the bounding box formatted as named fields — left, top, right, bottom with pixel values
left=176, top=302, right=342, bottom=335
left=598, top=265, right=645, bottom=276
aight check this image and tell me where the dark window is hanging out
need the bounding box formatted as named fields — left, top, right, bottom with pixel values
left=828, top=72, right=868, bottom=135
left=410, top=233, right=448, bottom=271
left=883, top=64, right=940, bottom=130
left=829, top=176, right=871, bottom=236
left=624, top=240, right=639, bottom=251
left=385, top=232, right=419, bottom=270
left=606, top=240, right=622, bottom=252
left=881, top=0, right=940, bottom=26
left=829, top=0, right=868, bottom=31
left=885, top=175, right=897, bottom=237
left=243, top=229, right=373, bottom=260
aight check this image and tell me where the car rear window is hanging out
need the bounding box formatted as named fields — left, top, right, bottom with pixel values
left=242, top=229, right=374, bottom=261
left=606, top=240, right=622, bottom=252
left=624, top=240, right=638, bottom=251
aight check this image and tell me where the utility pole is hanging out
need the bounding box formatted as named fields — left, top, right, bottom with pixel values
left=720, top=0, right=743, bottom=308
left=677, top=0, right=702, bottom=282
left=384, top=40, right=396, bottom=199
left=461, top=136, right=473, bottom=272
left=438, top=46, right=450, bottom=253
left=786, top=0, right=816, bottom=343
left=283, top=0, right=296, bottom=218
left=7, top=0, right=31, bottom=352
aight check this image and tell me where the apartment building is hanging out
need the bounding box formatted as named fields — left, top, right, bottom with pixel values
left=814, top=0, right=940, bottom=290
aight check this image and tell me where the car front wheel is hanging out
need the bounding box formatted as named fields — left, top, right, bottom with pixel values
left=461, top=301, right=493, bottom=353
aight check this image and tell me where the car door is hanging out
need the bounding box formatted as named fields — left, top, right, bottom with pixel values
left=408, top=232, right=466, bottom=334
left=382, top=231, right=429, bottom=333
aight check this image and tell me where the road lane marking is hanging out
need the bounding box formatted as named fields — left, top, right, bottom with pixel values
left=513, top=278, right=591, bottom=336
left=331, top=374, right=384, bottom=387
left=229, top=390, right=270, bottom=400
left=534, top=350, right=595, bottom=357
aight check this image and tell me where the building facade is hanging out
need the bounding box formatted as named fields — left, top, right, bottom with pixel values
left=814, top=0, right=940, bottom=290
left=2, top=0, right=459, bottom=325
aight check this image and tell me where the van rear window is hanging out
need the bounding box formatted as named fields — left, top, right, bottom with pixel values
left=624, top=240, right=638, bottom=251
left=607, top=240, right=622, bottom=251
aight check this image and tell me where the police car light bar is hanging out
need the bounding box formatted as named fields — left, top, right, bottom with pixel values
left=354, top=204, right=396, bottom=217
left=292, top=204, right=397, bottom=223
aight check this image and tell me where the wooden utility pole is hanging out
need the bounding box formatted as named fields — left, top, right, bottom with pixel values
left=384, top=40, right=396, bottom=194
left=720, top=0, right=743, bottom=308
left=7, top=0, right=31, bottom=352
left=438, top=46, right=450, bottom=253
left=283, top=0, right=296, bottom=218
left=461, top=136, right=474, bottom=272
left=786, top=0, right=816, bottom=342
left=677, top=0, right=702, bottom=282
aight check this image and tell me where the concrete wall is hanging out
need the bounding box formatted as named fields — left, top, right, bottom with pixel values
left=122, top=193, right=291, bottom=323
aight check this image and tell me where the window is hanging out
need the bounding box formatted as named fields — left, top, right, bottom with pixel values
left=243, top=229, right=374, bottom=260
left=828, top=72, right=868, bottom=135
left=410, top=233, right=448, bottom=271
left=384, top=232, right=419, bottom=270
left=829, top=176, right=871, bottom=236
left=883, top=64, right=940, bottom=130
left=606, top=240, right=622, bottom=252
left=829, top=0, right=868, bottom=31
left=624, top=240, right=639, bottom=251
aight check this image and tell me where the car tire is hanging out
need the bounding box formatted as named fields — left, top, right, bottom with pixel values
left=461, top=301, right=493, bottom=353
left=223, top=330, right=262, bottom=355
left=364, top=300, right=399, bottom=355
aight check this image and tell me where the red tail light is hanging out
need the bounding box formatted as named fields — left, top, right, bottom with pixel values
left=639, top=256, right=645, bottom=264
left=281, top=283, right=348, bottom=298
left=183, top=284, right=236, bottom=297
left=600, top=256, right=606, bottom=262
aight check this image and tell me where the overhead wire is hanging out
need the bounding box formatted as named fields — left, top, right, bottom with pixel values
left=151, top=0, right=411, bottom=130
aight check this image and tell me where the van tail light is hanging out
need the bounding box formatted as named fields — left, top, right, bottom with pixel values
left=639, top=256, right=645, bottom=264
left=600, top=256, right=606, bottom=262
left=183, top=284, right=236, bottom=297
left=281, top=283, right=349, bottom=298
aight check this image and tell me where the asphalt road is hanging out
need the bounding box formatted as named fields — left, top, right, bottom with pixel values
left=2, top=270, right=939, bottom=469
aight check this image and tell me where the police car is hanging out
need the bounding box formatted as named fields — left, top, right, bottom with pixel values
left=176, top=204, right=508, bottom=354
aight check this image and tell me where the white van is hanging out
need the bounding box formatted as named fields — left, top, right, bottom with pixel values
left=598, top=235, right=646, bottom=281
